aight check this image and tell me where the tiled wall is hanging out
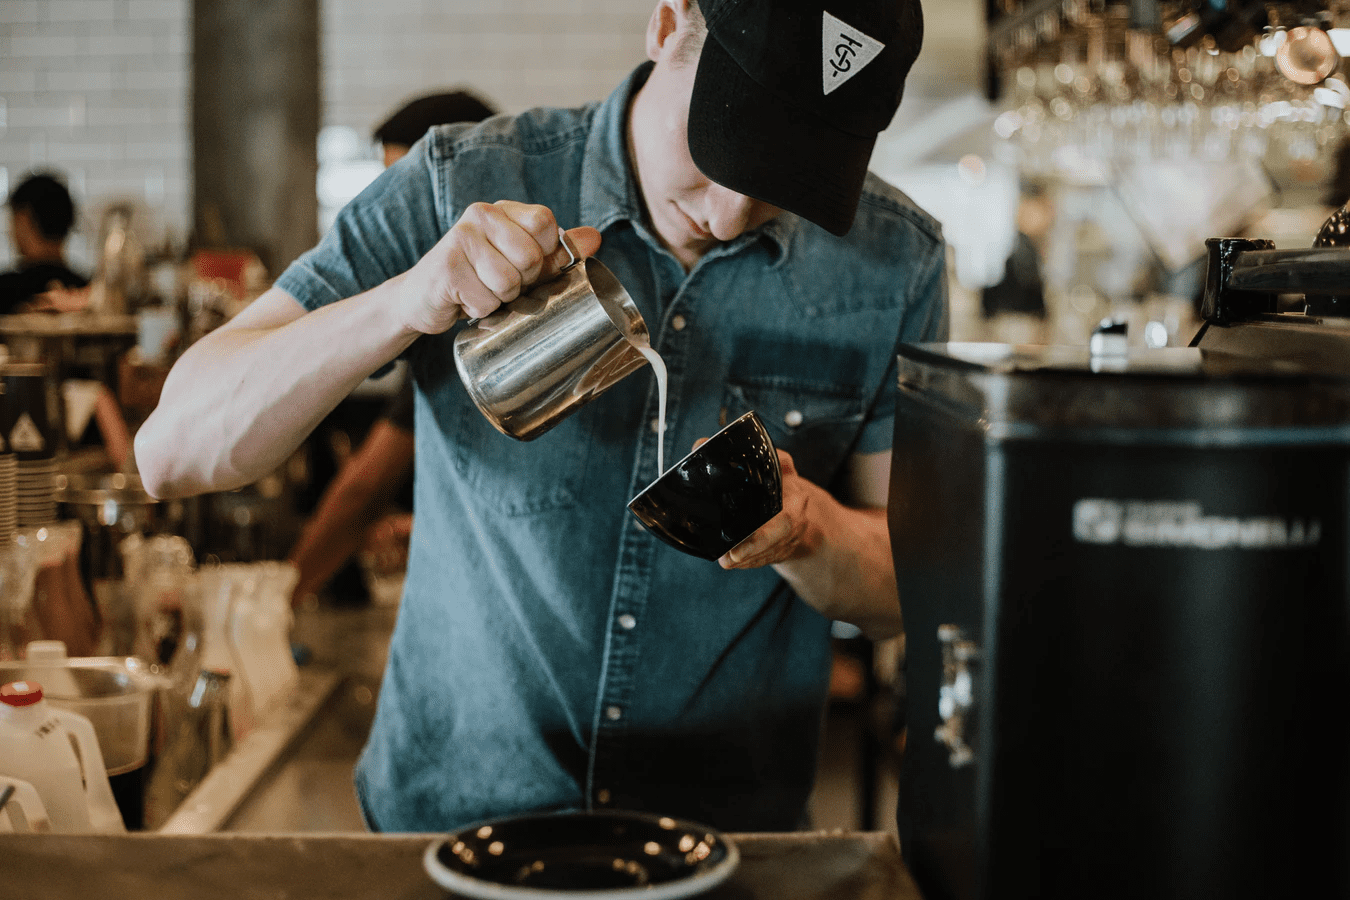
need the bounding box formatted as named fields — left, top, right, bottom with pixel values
left=322, top=0, right=651, bottom=141
left=0, top=0, right=653, bottom=274
left=0, top=0, right=190, bottom=271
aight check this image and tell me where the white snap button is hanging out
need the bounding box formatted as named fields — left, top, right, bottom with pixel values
left=650, top=417, right=661, bottom=432
left=671, top=314, right=687, bottom=331
left=618, top=614, right=637, bottom=630
left=784, top=409, right=804, bottom=428
left=606, top=705, right=623, bottom=721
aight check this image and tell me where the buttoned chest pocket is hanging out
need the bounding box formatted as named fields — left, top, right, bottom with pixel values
left=413, top=336, right=590, bottom=518
left=447, top=400, right=593, bottom=516
left=721, top=374, right=867, bottom=490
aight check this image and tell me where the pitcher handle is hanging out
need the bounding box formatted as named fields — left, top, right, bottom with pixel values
left=0, top=776, right=51, bottom=833
left=52, top=709, right=126, bottom=833
left=558, top=228, right=582, bottom=273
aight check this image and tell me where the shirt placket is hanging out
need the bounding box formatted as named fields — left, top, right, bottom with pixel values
left=585, top=249, right=701, bottom=810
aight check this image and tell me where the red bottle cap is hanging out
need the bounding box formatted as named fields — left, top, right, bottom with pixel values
left=0, top=681, right=44, bottom=707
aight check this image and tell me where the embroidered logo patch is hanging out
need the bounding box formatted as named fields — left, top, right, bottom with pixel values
left=822, top=11, right=885, bottom=95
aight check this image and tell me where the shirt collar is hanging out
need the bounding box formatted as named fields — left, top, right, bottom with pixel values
left=580, top=62, right=796, bottom=269
left=579, top=64, right=649, bottom=235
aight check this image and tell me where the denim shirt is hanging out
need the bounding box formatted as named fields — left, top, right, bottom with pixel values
left=276, top=63, right=947, bottom=833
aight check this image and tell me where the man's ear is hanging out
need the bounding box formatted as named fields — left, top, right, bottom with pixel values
left=645, top=0, right=685, bottom=62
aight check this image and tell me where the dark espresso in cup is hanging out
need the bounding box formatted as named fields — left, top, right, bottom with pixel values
left=628, top=411, right=782, bottom=560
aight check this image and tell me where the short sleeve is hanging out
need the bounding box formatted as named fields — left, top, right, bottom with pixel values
left=274, top=137, right=446, bottom=312
left=854, top=236, right=948, bottom=456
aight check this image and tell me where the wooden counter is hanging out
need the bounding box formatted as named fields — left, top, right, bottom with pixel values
left=1, top=829, right=921, bottom=900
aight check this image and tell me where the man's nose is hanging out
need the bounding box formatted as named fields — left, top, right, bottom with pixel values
left=705, top=185, right=758, bottom=242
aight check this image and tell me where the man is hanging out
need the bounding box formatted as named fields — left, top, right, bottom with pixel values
left=136, top=0, right=945, bottom=832
left=289, top=91, right=499, bottom=607
left=1, top=172, right=89, bottom=315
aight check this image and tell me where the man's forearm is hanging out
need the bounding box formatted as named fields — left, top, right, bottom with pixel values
left=771, top=495, right=901, bottom=641
left=135, top=281, right=419, bottom=498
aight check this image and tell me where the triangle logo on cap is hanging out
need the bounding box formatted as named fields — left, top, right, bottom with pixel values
left=821, top=11, right=885, bottom=96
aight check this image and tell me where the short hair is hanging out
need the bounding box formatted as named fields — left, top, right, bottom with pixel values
left=373, top=91, right=498, bottom=148
left=8, top=172, right=77, bottom=241
left=673, top=1, right=707, bottom=67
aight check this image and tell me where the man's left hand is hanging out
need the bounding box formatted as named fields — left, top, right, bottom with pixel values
left=718, top=449, right=822, bottom=569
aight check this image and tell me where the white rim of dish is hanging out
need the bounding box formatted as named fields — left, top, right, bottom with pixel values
left=421, top=831, right=740, bottom=900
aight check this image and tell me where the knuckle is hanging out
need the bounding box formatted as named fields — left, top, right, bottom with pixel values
left=462, top=201, right=495, bottom=224
left=518, top=204, right=556, bottom=235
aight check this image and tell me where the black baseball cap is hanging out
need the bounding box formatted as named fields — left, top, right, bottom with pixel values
left=687, top=0, right=924, bottom=236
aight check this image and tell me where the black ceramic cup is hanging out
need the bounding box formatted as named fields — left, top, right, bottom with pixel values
left=627, top=410, right=783, bottom=560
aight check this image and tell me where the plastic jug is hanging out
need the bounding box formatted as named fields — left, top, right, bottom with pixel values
left=0, top=680, right=125, bottom=833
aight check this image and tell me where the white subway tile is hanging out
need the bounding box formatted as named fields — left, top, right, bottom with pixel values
left=8, top=104, right=81, bottom=128
left=0, top=72, right=39, bottom=93
left=7, top=32, right=90, bottom=57
left=43, top=1, right=121, bottom=26
left=125, top=0, right=189, bottom=21
left=86, top=32, right=155, bottom=55
left=41, top=70, right=121, bottom=93
left=3, top=1, right=43, bottom=26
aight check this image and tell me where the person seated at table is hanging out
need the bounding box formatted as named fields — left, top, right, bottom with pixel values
left=0, top=171, right=90, bottom=315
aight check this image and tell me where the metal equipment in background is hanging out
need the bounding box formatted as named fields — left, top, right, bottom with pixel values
left=887, top=215, right=1350, bottom=899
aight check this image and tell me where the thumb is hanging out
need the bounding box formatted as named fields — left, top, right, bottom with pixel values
left=564, top=226, right=602, bottom=258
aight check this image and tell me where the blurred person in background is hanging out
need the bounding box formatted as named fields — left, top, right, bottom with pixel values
left=374, top=90, right=497, bottom=167
left=289, top=90, right=498, bottom=608
left=1, top=171, right=130, bottom=468
left=1, top=171, right=90, bottom=315
left=981, top=183, right=1051, bottom=327
left=137, top=0, right=944, bottom=834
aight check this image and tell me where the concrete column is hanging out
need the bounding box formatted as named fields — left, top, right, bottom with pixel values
left=192, top=0, right=319, bottom=278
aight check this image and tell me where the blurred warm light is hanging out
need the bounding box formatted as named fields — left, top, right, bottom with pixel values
left=958, top=154, right=987, bottom=184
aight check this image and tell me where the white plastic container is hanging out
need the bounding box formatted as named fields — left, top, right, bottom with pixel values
left=0, top=680, right=125, bottom=833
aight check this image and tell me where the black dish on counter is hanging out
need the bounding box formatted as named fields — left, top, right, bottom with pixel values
left=423, top=808, right=739, bottom=899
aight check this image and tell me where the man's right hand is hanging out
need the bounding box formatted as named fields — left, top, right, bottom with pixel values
left=396, top=200, right=602, bottom=335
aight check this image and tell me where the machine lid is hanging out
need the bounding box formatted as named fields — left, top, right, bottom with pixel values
left=901, top=342, right=1329, bottom=378
left=896, top=342, right=1350, bottom=440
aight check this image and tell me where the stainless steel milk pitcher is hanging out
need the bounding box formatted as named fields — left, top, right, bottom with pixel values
left=452, top=233, right=650, bottom=441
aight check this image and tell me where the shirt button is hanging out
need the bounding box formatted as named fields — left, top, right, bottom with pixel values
left=650, top=417, right=661, bottom=433
left=671, top=314, right=687, bottom=331
left=605, top=705, right=623, bottom=721
left=784, top=409, right=804, bottom=428
left=596, top=788, right=612, bottom=804
left=618, top=614, right=637, bottom=630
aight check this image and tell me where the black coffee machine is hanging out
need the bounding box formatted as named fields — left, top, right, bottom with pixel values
left=888, top=227, right=1350, bottom=899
